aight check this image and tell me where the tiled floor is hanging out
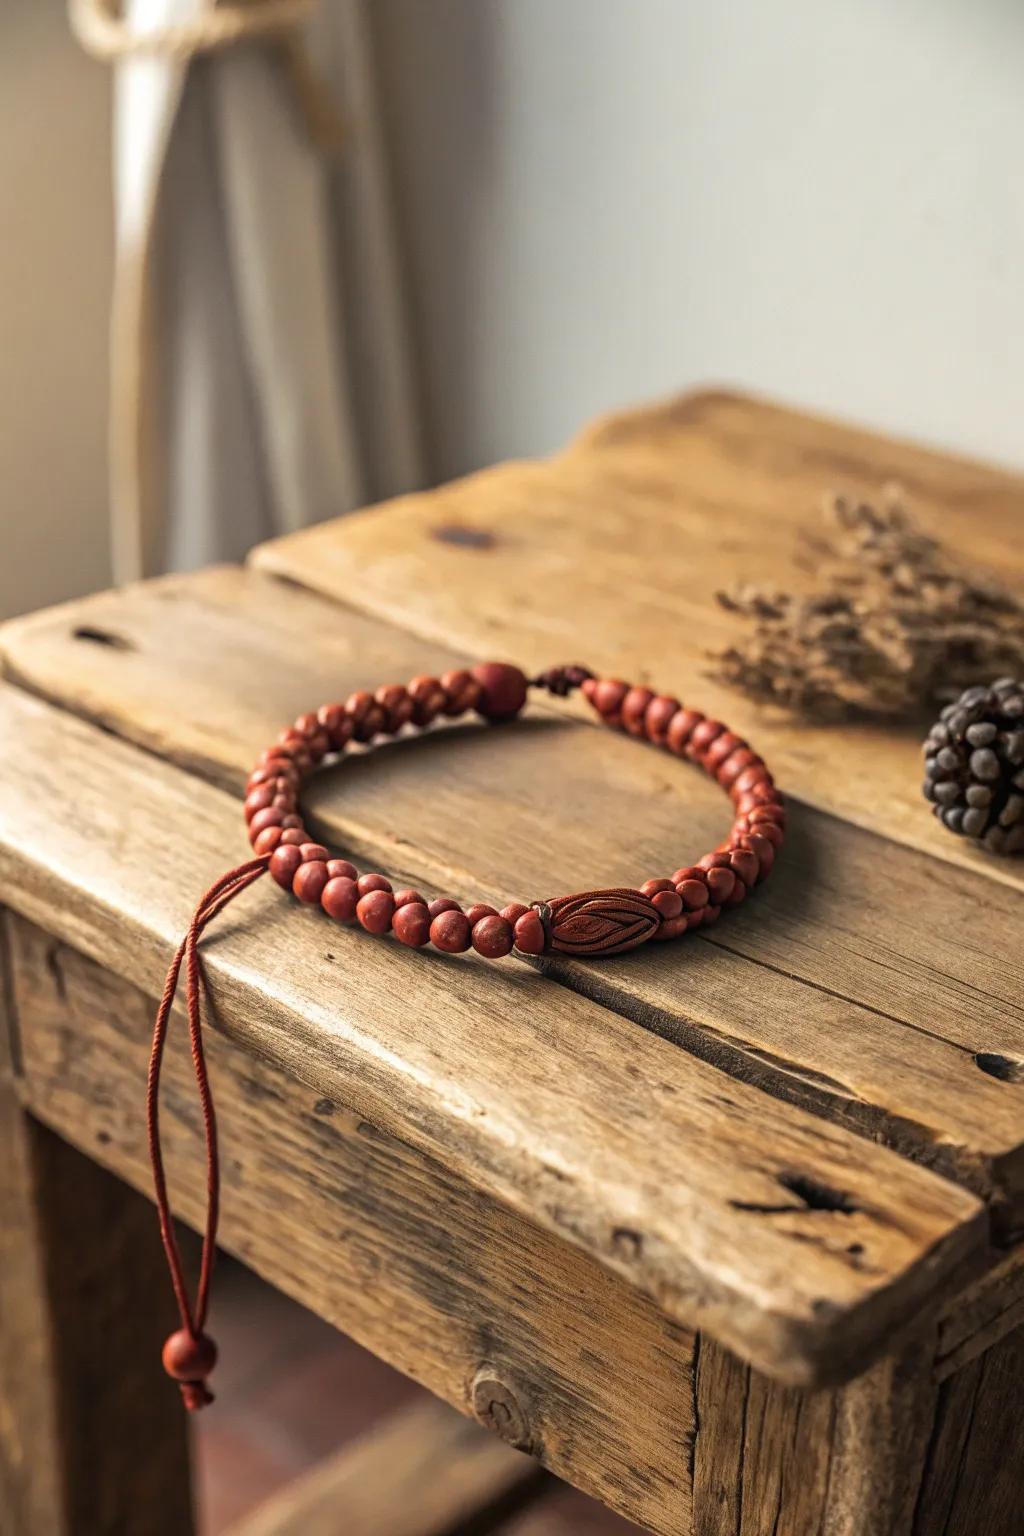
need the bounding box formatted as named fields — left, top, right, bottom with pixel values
left=195, top=1258, right=643, bottom=1534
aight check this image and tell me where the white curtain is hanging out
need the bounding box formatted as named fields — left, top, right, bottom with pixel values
left=72, top=0, right=424, bottom=580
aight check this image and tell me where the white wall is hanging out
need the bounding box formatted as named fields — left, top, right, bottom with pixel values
left=372, top=0, right=1024, bottom=480
left=1, top=3, right=113, bottom=621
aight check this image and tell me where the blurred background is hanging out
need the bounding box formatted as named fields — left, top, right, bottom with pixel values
left=4, top=0, right=1024, bottom=625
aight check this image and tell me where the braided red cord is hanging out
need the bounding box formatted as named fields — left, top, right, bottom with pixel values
left=147, top=855, right=269, bottom=1409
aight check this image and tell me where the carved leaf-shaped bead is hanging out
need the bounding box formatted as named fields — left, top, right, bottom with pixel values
left=544, top=888, right=660, bottom=956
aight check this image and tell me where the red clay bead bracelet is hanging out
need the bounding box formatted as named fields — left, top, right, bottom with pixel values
left=149, top=661, right=784, bottom=1409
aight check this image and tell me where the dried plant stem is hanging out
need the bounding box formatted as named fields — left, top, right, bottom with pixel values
left=709, top=490, right=1024, bottom=722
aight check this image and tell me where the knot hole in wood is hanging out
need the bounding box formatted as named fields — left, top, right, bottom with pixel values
left=470, top=1368, right=535, bottom=1454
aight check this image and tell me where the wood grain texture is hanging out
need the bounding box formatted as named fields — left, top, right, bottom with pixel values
left=0, top=917, right=192, bottom=1536
left=0, top=685, right=986, bottom=1388
left=250, top=388, right=1024, bottom=894
left=934, top=1244, right=1024, bottom=1380
left=913, top=1325, right=1024, bottom=1536
left=9, top=915, right=696, bottom=1534
left=3, top=568, right=1022, bottom=1224
left=690, top=1334, right=938, bottom=1536
left=20, top=913, right=1015, bottom=1536
left=823, top=1339, right=938, bottom=1536
left=223, top=1398, right=545, bottom=1536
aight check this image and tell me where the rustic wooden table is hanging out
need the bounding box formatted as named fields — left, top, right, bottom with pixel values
left=1, top=392, right=1022, bottom=1536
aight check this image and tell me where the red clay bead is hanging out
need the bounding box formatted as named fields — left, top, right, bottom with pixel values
left=427, top=897, right=462, bottom=919
left=677, top=878, right=710, bottom=911
left=393, top=901, right=431, bottom=947
left=726, top=878, right=747, bottom=907
left=704, top=732, right=743, bottom=768
left=260, top=745, right=303, bottom=768
left=671, top=865, right=702, bottom=884
left=592, top=678, right=629, bottom=719
left=430, top=909, right=472, bottom=952
left=621, top=686, right=655, bottom=737
left=278, top=828, right=307, bottom=847
left=465, top=902, right=498, bottom=926
left=321, top=876, right=358, bottom=922
left=352, top=704, right=387, bottom=742
left=751, top=799, right=786, bottom=823
left=729, top=848, right=759, bottom=888
left=471, top=914, right=514, bottom=958
left=393, top=887, right=425, bottom=908
left=244, top=786, right=275, bottom=821
left=247, top=765, right=279, bottom=789
left=376, top=683, right=414, bottom=731
left=697, top=851, right=731, bottom=871
left=357, top=889, right=395, bottom=934
left=162, top=1328, right=217, bottom=1383
left=293, top=861, right=329, bottom=904
left=472, top=662, right=528, bottom=722
left=652, top=889, right=683, bottom=920
left=689, top=718, right=724, bottom=754
left=718, top=750, right=759, bottom=788
left=300, top=843, right=329, bottom=863
left=501, top=902, right=530, bottom=924
left=344, top=690, right=374, bottom=725
left=440, top=669, right=483, bottom=716
left=270, top=845, right=303, bottom=889
left=408, top=674, right=448, bottom=726
left=280, top=814, right=303, bottom=831
left=253, top=826, right=284, bottom=855
left=740, top=833, right=774, bottom=878
left=652, top=914, right=689, bottom=942
left=513, top=909, right=547, bottom=955
left=249, top=806, right=284, bottom=838
left=357, top=873, right=392, bottom=896
left=326, top=859, right=358, bottom=881
left=317, top=703, right=350, bottom=745
left=749, top=820, right=784, bottom=848
left=639, top=877, right=676, bottom=896
left=732, top=763, right=771, bottom=796
left=666, top=708, right=703, bottom=755
left=706, top=866, right=736, bottom=904
left=644, top=695, right=680, bottom=743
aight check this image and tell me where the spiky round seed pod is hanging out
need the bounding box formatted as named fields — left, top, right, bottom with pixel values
left=922, top=678, right=1024, bottom=855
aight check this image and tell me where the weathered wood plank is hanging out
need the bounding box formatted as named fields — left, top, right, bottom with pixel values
left=3, top=568, right=1022, bottom=1222
left=913, top=1325, right=1024, bottom=1536
left=9, top=914, right=695, bottom=1534
left=934, top=1244, right=1024, bottom=1380
left=691, top=1334, right=940, bottom=1536
left=223, top=1398, right=545, bottom=1536
left=250, top=389, right=1024, bottom=894
left=0, top=915, right=193, bottom=1536
left=823, top=1339, right=938, bottom=1536
left=0, top=686, right=986, bottom=1386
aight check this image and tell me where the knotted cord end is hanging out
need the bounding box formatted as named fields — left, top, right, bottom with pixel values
left=179, top=1381, right=215, bottom=1412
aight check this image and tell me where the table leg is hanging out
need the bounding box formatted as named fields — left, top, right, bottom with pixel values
left=1, top=919, right=194, bottom=1536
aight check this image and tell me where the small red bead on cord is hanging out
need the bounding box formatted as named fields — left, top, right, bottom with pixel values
left=148, top=659, right=782, bottom=1408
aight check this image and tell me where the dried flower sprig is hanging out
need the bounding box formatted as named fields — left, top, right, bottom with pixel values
left=709, top=490, right=1024, bottom=722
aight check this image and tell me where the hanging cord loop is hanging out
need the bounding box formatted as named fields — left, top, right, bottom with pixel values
left=147, top=854, right=270, bottom=1410
left=69, top=0, right=345, bottom=153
